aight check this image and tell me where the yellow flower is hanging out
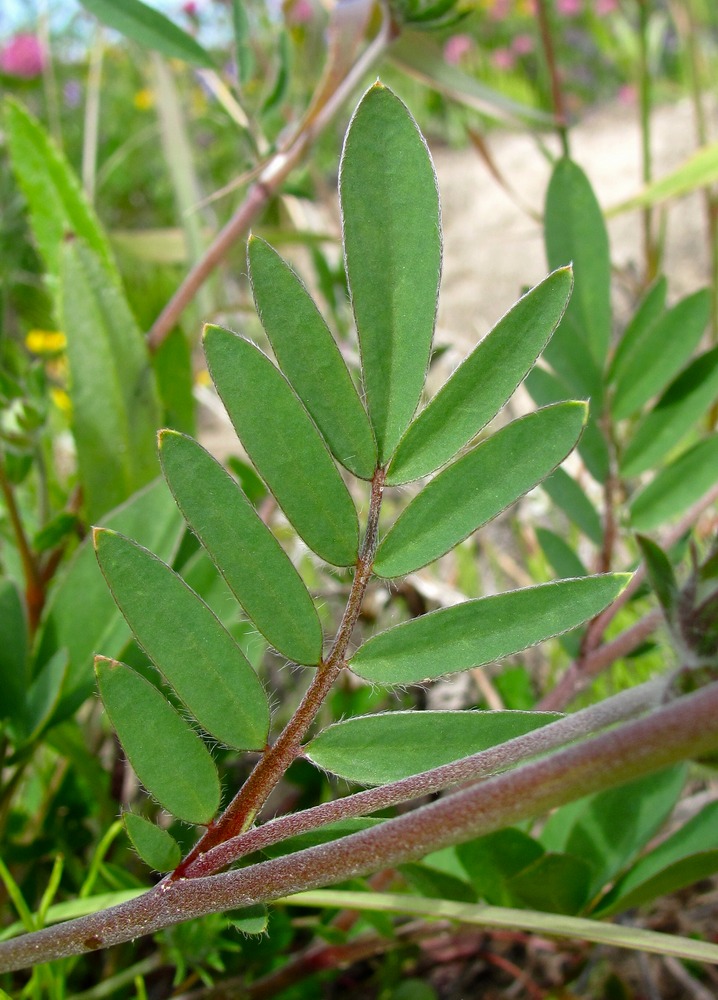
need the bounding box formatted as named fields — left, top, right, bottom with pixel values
left=25, top=329, right=67, bottom=355
left=50, top=388, right=72, bottom=415
left=195, top=368, right=212, bottom=387
left=133, top=88, right=155, bottom=111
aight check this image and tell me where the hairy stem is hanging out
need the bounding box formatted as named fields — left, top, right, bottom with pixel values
left=3, top=681, right=718, bottom=972
left=175, top=470, right=385, bottom=874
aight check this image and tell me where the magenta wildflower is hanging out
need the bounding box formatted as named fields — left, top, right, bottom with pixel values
left=0, top=33, right=45, bottom=79
left=443, top=34, right=473, bottom=65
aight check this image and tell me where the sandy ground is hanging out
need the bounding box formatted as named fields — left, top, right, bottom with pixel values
left=199, top=94, right=714, bottom=454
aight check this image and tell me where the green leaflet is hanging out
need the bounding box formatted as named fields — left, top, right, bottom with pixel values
left=544, top=158, right=611, bottom=374
left=630, top=434, right=718, bottom=532
left=375, top=402, right=588, bottom=579
left=611, top=289, right=711, bottom=420
left=0, top=581, right=28, bottom=727
left=387, top=267, right=573, bottom=485
left=204, top=325, right=359, bottom=567
left=349, top=574, right=630, bottom=685
left=535, top=528, right=588, bottom=579
left=4, top=98, right=116, bottom=281
left=34, top=478, right=185, bottom=725
left=507, top=853, right=593, bottom=916
left=160, top=431, right=323, bottom=665
left=457, top=829, right=544, bottom=907
left=607, top=277, right=667, bottom=384
left=305, top=710, right=561, bottom=784
left=94, top=529, right=270, bottom=751
left=635, top=535, right=679, bottom=619
left=247, top=236, right=377, bottom=479
left=60, top=242, right=162, bottom=521
left=95, top=657, right=220, bottom=825
left=79, top=0, right=213, bottom=66
left=123, top=813, right=181, bottom=873
left=540, top=467, right=603, bottom=546
left=595, top=801, right=718, bottom=917
left=619, top=346, right=718, bottom=477
left=339, top=83, right=442, bottom=462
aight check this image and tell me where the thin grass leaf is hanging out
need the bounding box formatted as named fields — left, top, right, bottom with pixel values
left=387, top=267, right=573, bottom=485
left=94, top=528, right=270, bottom=751
left=95, top=657, right=220, bottom=825
left=340, top=83, right=442, bottom=462
left=350, top=574, right=630, bottom=685
left=375, top=402, right=588, bottom=578
left=79, top=0, right=214, bottom=67
left=306, top=710, right=561, bottom=784
left=247, top=235, right=376, bottom=479
left=159, top=432, right=323, bottom=665
left=204, top=325, right=358, bottom=567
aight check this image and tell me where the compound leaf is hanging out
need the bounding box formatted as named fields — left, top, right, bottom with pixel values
left=387, top=267, right=573, bottom=484
left=340, top=82, right=442, bottom=462
left=305, top=710, right=561, bottom=784
left=94, top=529, right=269, bottom=750
left=247, top=236, right=376, bottom=479
left=375, top=402, right=587, bottom=578
left=349, top=574, right=630, bottom=685
left=123, top=813, right=181, bottom=873
left=204, top=324, right=358, bottom=567
left=95, top=657, right=220, bottom=825
left=160, top=431, right=323, bottom=665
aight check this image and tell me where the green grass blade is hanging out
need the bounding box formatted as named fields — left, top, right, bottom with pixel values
left=123, top=813, right=181, bottom=873
left=387, top=267, right=573, bottom=484
left=203, top=325, right=358, bottom=567
left=545, top=157, right=611, bottom=370
left=60, top=242, right=162, bottom=520
left=94, top=529, right=270, bottom=751
left=339, top=83, right=442, bottom=462
left=79, top=0, right=214, bottom=66
left=630, top=434, right=718, bottom=532
left=375, top=402, right=587, bottom=578
left=620, top=346, right=718, bottom=477
left=247, top=235, right=377, bottom=479
left=611, top=289, right=711, bottom=419
left=95, top=657, right=220, bottom=824
left=306, top=710, right=561, bottom=784
left=350, top=574, right=630, bottom=685
left=159, top=432, right=323, bottom=665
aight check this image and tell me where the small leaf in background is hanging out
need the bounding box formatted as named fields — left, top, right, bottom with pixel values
left=95, top=657, right=220, bottom=824
left=540, top=467, right=603, bottom=546
left=0, top=580, right=28, bottom=727
left=629, top=434, right=718, bottom=532
left=231, top=0, right=254, bottom=84
left=400, top=862, right=476, bottom=904
left=595, top=800, right=718, bottom=917
left=544, top=158, right=612, bottom=373
left=79, top=0, right=214, bottom=67
left=151, top=326, right=195, bottom=435
left=4, top=98, right=116, bottom=281
left=524, top=365, right=609, bottom=483
left=160, top=431, right=323, bottom=665
left=619, top=346, right=718, bottom=478
left=611, top=289, right=710, bottom=420
left=203, top=325, right=358, bottom=567
left=349, top=574, right=630, bottom=685
left=305, top=710, right=561, bottom=784
left=123, top=813, right=181, bottom=873
left=535, top=527, right=588, bottom=580
left=542, top=766, right=686, bottom=901
left=375, top=402, right=587, bottom=579
left=247, top=236, right=376, bottom=479
left=340, top=83, right=442, bottom=462
left=261, top=29, right=291, bottom=114
left=457, top=828, right=544, bottom=907
left=610, top=140, right=718, bottom=212
left=227, top=904, right=269, bottom=935
left=34, top=479, right=184, bottom=724
left=607, top=277, right=667, bottom=384
left=386, top=267, right=573, bottom=484
left=19, top=650, right=68, bottom=745
left=94, top=529, right=270, bottom=751
left=507, top=852, right=593, bottom=915
left=635, top=535, right=679, bottom=619
left=60, top=241, right=162, bottom=521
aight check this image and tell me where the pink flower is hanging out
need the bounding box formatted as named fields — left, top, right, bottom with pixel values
left=512, top=33, right=534, bottom=55
left=443, top=34, right=473, bottom=65
left=491, top=47, right=516, bottom=70
left=287, top=0, right=314, bottom=24
left=618, top=83, right=637, bottom=105
left=595, top=0, right=618, bottom=12
left=489, top=0, right=511, bottom=20
left=556, top=0, right=581, bottom=14
left=0, top=33, right=45, bottom=79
